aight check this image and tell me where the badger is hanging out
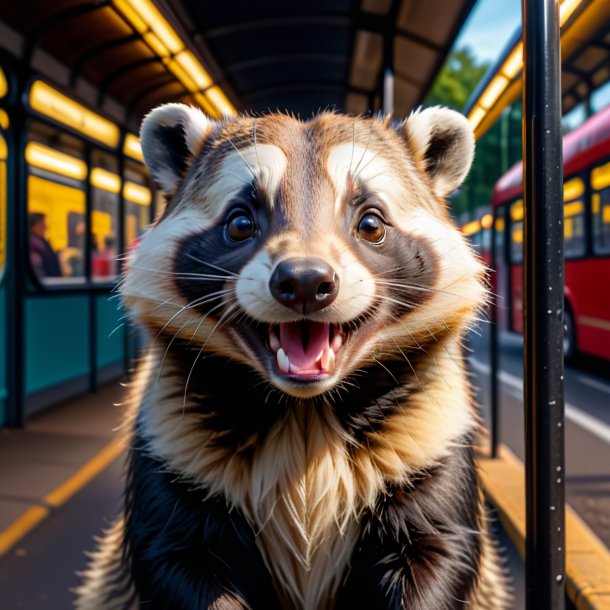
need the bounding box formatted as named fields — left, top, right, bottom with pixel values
left=75, top=105, right=510, bottom=609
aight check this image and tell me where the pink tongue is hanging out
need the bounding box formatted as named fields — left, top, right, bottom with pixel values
left=279, top=322, right=330, bottom=371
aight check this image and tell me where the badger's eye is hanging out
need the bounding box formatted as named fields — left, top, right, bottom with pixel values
left=356, top=212, right=386, bottom=244
left=226, top=209, right=256, bottom=242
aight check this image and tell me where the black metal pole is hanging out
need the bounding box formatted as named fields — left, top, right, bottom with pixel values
left=5, top=76, right=28, bottom=427
left=490, top=212, right=499, bottom=458
left=85, top=143, right=98, bottom=393
left=522, top=0, right=565, bottom=608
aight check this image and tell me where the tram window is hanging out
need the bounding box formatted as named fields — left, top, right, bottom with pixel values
left=90, top=150, right=120, bottom=282
left=0, top=133, right=6, bottom=280
left=26, top=123, right=87, bottom=285
left=591, top=160, right=610, bottom=256
left=563, top=177, right=585, bottom=259
left=123, top=162, right=152, bottom=250
left=509, top=199, right=523, bottom=263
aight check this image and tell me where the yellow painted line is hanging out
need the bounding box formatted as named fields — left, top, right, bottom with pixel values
left=479, top=444, right=610, bottom=610
left=44, top=437, right=123, bottom=507
left=0, top=506, right=49, bottom=555
left=0, top=437, right=124, bottom=557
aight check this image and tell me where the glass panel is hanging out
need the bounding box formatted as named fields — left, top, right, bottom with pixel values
left=510, top=199, right=523, bottom=263
left=563, top=178, right=586, bottom=259
left=592, top=190, right=610, bottom=255
left=27, top=121, right=86, bottom=285
left=28, top=175, right=86, bottom=284
left=123, top=162, right=152, bottom=252
left=90, top=150, right=120, bottom=282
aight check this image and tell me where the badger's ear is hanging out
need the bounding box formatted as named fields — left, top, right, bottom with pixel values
left=402, top=106, right=475, bottom=198
left=139, top=103, right=215, bottom=195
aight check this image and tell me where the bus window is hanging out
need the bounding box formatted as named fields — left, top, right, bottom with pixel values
left=494, top=211, right=505, bottom=253
left=591, top=160, right=610, bottom=256
left=509, top=199, right=523, bottom=263
left=26, top=122, right=87, bottom=285
left=124, top=161, right=152, bottom=251
left=90, top=150, right=120, bottom=282
left=0, top=133, right=6, bottom=280
left=563, top=177, right=585, bottom=259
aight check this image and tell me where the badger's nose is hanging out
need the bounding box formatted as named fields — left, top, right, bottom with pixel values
left=269, top=257, right=339, bottom=314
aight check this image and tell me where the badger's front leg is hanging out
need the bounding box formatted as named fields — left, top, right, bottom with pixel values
left=337, top=441, right=486, bottom=610
left=124, top=434, right=282, bottom=610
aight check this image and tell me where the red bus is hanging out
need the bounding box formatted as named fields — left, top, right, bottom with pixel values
left=491, top=104, right=610, bottom=361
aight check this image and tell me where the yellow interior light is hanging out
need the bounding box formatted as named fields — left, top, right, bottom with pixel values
left=513, top=227, right=523, bottom=244
left=206, top=86, right=236, bottom=116
left=511, top=200, right=524, bottom=221
left=480, top=75, right=509, bottom=109
left=113, top=0, right=236, bottom=119
left=502, top=42, right=523, bottom=79
left=124, top=181, right=152, bottom=205
left=564, top=218, right=573, bottom=239
left=564, top=200, right=583, bottom=218
left=462, top=220, right=481, bottom=236
left=495, top=217, right=505, bottom=232
left=0, top=108, right=8, bottom=131
left=194, top=92, right=218, bottom=118
left=167, top=58, right=199, bottom=93
left=26, top=142, right=88, bottom=181
left=91, top=167, right=121, bottom=194
left=563, top=177, right=584, bottom=201
left=0, top=66, right=7, bottom=98
left=127, top=0, right=182, bottom=54
left=143, top=32, right=169, bottom=57
left=0, top=134, right=7, bottom=160
left=592, top=193, right=600, bottom=214
left=604, top=206, right=610, bottom=224
left=113, top=0, right=147, bottom=33
left=124, top=133, right=144, bottom=162
left=468, top=106, right=486, bottom=130
left=176, top=51, right=213, bottom=90
left=592, top=161, right=610, bottom=191
left=480, top=213, right=493, bottom=230
left=29, top=81, right=120, bottom=148
left=560, top=0, right=584, bottom=27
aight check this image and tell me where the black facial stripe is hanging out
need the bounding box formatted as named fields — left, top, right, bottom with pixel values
left=348, top=224, right=439, bottom=318
left=173, top=184, right=264, bottom=315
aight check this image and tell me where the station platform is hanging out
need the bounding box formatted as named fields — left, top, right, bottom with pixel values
left=0, top=382, right=126, bottom=609
left=1, top=361, right=608, bottom=609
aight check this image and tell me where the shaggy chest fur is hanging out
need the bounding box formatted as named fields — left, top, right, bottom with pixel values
left=135, top=338, right=478, bottom=609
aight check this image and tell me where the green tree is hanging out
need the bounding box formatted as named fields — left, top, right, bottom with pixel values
left=425, top=46, right=490, bottom=110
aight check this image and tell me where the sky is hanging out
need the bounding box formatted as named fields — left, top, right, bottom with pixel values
left=454, top=0, right=521, bottom=65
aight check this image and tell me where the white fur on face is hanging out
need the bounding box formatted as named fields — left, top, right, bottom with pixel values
left=235, top=245, right=376, bottom=324
left=199, top=144, right=287, bottom=218
left=327, top=143, right=408, bottom=215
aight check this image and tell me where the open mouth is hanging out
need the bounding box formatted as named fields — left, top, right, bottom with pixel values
left=267, top=321, right=345, bottom=380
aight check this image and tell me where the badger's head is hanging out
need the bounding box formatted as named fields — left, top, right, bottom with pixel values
left=122, top=105, right=484, bottom=399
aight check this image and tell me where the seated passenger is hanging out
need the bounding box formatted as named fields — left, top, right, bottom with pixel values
left=29, top=212, right=62, bottom=278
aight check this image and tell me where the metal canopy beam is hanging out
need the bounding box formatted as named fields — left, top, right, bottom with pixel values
left=522, top=0, right=566, bottom=608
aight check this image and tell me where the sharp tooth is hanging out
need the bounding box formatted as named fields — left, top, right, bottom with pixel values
left=321, top=347, right=335, bottom=371
left=289, top=363, right=299, bottom=374
left=331, top=334, right=343, bottom=352
left=269, top=329, right=280, bottom=352
left=277, top=348, right=290, bottom=373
